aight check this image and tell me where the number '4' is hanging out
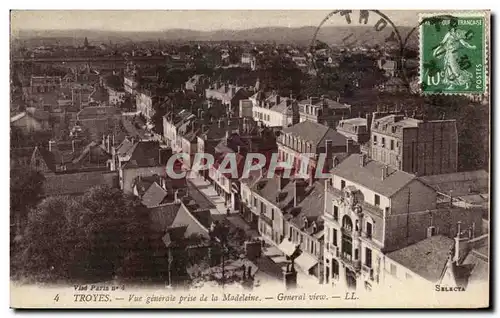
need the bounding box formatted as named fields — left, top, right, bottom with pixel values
left=54, top=294, right=60, bottom=302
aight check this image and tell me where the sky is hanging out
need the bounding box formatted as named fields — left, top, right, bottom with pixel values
left=11, top=10, right=419, bottom=32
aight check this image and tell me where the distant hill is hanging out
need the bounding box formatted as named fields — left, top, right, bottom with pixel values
left=13, top=25, right=418, bottom=48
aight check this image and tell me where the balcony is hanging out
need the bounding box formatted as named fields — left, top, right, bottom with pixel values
left=361, top=231, right=373, bottom=240
left=340, top=252, right=361, bottom=272
left=325, top=243, right=339, bottom=257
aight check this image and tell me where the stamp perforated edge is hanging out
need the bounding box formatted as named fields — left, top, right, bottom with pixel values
left=417, top=11, right=490, bottom=97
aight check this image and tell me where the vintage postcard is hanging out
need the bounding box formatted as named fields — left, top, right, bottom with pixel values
left=9, top=9, right=490, bottom=309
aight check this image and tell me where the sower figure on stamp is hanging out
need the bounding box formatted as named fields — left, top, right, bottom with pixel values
left=433, top=25, right=476, bottom=89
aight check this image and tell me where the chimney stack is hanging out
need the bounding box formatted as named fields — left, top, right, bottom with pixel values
left=346, top=139, right=354, bottom=154
left=453, top=221, right=470, bottom=264
left=72, top=139, right=75, bottom=153
left=381, top=166, right=388, bottom=181
left=325, top=139, right=332, bottom=156
left=49, top=140, right=56, bottom=152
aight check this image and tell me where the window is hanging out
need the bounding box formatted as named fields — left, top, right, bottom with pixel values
left=341, top=180, right=346, bottom=190
left=354, top=249, right=359, bottom=260
left=333, top=229, right=338, bottom=246
left=390, top=263, right=397, bottom=276
left=253, top=197, right=257, bottom=207
left=326, top=227, right=330, bottom=242
left=390, top=139, right=394, bottom=150
left=373, top=135, right=377, bottom=145
left=374, top=194, right=380, bottom=206
left=333, top=205, right=339, bottom=221
left=261, top=202, right=266, bottom=215
left=405, top=273, right=412, bottom=280
left=271, top=208, right=275, bottom=220
left=366, top=222, right=373, bottom=239
left=381, top=137, right=385, bottom=148
left=365, top=248, right=372, bottom=268
left=310, top=240, right=314, bottom=254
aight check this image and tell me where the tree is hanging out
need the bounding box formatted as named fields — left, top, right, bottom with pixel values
left=77, top=186, right=153, bottom=281
left=10, top=164, right=45, bottom=236
left=12, top=196, right=81, bottom=282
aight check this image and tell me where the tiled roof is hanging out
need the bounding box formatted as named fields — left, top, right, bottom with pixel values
left=25, top=107, right=50, bottom=121
left=270, top=98, right=294, bottom=114
left=288, top=181, right=325, bottom=233
left=338, top=117, right=367, bottom=127
left=298, top=97, right=350, bottom=110
left=141, top=182, right=169, bottom=208
left=149, top=203, right=181, bottom=233
left=77, top=106, right=121, bottom=120
left=121, top=141, right=167, bottom=168
left=282, top=121, right=347, bottom=150
left=133, top=174, right=163, bottom=196
left=331, top=154, right=416, bottom=197
left=386, top=235, right=454, bottom=282
left=418, top=170, right=489, bottom=196
left=43, top=171, right=118, bottom=197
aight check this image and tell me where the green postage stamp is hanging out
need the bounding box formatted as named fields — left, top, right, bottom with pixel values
left=419, top=12, right=488, bottom=95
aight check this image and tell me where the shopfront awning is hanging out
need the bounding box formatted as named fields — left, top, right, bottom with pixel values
left=295, top=252, right=319, bottom=272
left=278, top=239, right=298, bottom=257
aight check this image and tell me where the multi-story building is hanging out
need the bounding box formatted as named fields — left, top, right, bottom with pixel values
left=277, top=121, right=358, bottom=180
left=185, top=74, right=209, bottom=95
left=108, top=87, right=126, bottom=106
left=298, top=97, right=352, bottom=129
left=207, top=122, right=278, bottom=211
left=111, top=138, right=172, bottom=194
left=241, top=53, right=257, bottom=70
left=136, top=87, right=166, bottom=120
left=205, top=83, right=249, bottom=117
left=242, top=174, right=326, bottom=282
left=30, top=76, right=61, bottom=93
left=249, top=91, right=300, bottom=128
left=322, top=153, right=483, bottom=291
left=336, top=116, right=371, bottom=144
left=163, top=110, right=196, bottom=150
left=370, top=112, right=458, bottom=176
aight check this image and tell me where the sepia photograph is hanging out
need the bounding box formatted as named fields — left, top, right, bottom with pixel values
left=8, top=9, right=491, bottom=309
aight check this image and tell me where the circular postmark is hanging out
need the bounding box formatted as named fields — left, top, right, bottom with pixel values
left=309, top=10, right=406, bottom=93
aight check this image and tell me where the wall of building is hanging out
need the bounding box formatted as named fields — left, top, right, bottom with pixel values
left=121, top=166, right=165, bottom=194
left=390, top=180, right=437, bottom=215
left=383, top=207, right=483, bottom=253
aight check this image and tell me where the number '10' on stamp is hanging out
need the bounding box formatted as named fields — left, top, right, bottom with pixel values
left=419, top=12, right=488, bottom=95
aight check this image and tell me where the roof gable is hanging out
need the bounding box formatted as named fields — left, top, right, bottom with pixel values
left=331, top=154, right=416, bottom=197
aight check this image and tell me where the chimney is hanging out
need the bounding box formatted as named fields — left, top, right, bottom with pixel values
left=381, top=166, right=387, bottom=181
left=107, top=135, right=111, bottom=153
left=72, top=139, right=75, bottom=153
left=48, top=140, right=56, bottom=152
left=324, top=139, right=332, bottom=155
left=453, top=222, right=470, bottom=264
left=174, top=189, right=182, bottom=203
left=275, top=95, right=280, bottom=105
left=366, top=113, right=373, bottom=134
left=276, top=170, right=283, bottom=190
left=346, top=139, right=354, bottom=153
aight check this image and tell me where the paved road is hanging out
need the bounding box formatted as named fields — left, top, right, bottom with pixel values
left=188, top=173, right=232, bottom=215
